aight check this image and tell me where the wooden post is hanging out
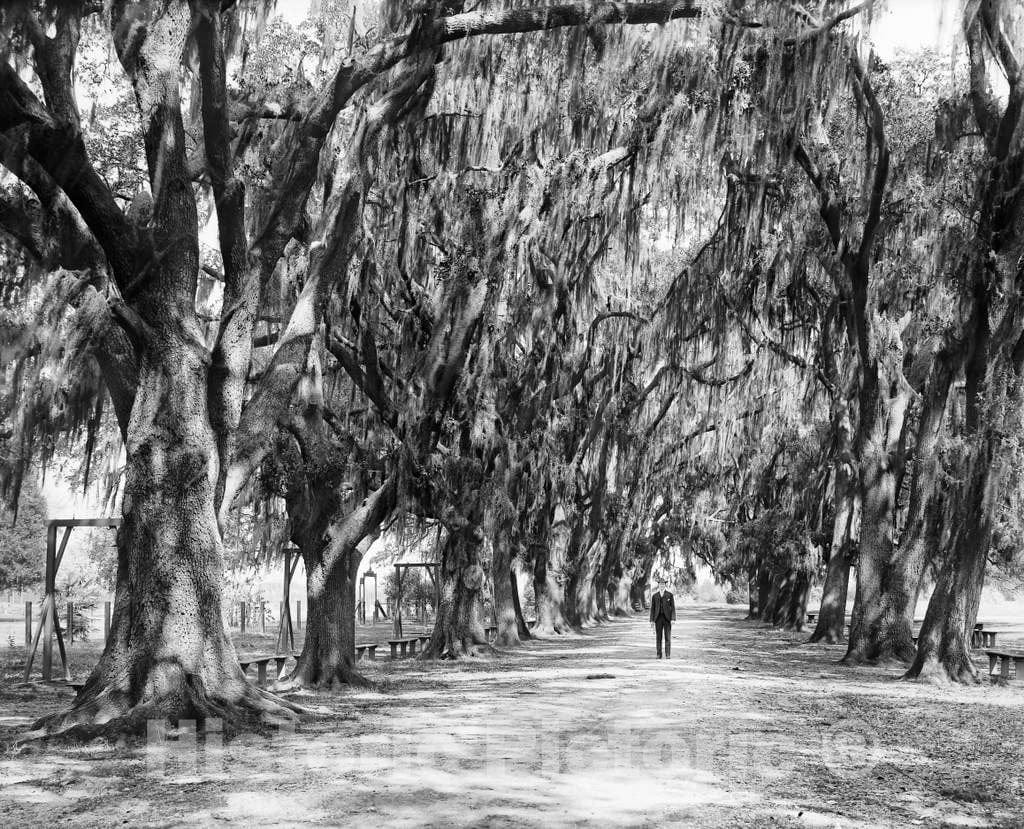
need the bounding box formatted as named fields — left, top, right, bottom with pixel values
left=240, top=601, right=247, bottom=635
left=42, top=523, right=55, bottom=680
left=393, top=564, right=404, bottom=639
left=67, top=601, right=74, bottom=645
left=104, top=601, right=111, bottom=642
left=425, top=564, right=440, bottom=628
left=24, top=601, right=31, bottom=648
left=24, top=518, right=118, bottom=681
left=276, top=549, right=297, bottom=654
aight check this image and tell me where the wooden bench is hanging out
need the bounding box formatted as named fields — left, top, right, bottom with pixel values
left=912, top=628, right=998, bottom=648
left=238, top=654, right=293, bottom=686
left=355, top=643, right=378, bottom=661
left=976, top=630, right=1000, bottom=648
left=388, top=638, right=420, bottom=659
left=971, top=625, right=996, bottom=648
left=985, top=649, right=1024, bottom=681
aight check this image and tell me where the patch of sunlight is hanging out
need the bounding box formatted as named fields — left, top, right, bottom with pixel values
left=906, top=800, right=995, bottom=827
left=215, top=790, right=327, bottom=824
left=0, top=784, right=68, bottom=804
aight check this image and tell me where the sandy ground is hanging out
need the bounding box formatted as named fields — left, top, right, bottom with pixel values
left=1, top=605, right=1023, bottom=828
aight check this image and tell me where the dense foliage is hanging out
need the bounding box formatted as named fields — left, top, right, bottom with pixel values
left=2, top=0, right=1024, bottom=738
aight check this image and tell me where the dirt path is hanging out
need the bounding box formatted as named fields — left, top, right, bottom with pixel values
left=2, top=605, right=1023, bottom=827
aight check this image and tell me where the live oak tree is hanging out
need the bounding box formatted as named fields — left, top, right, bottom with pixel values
left=6, top=0, right=735, bottom=730
left=17, top=0, right=1009, bottom=740
left=907, top=0, right=1024, bottom=683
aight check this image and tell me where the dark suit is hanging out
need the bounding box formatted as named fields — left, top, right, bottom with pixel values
left=649, top=590, right=676, bottom=657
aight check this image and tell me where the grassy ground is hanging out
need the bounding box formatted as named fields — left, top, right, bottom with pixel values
left=1, top=605, right=1023, bottom=827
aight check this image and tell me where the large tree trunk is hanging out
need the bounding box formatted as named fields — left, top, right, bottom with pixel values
left=906, top=426, right=1004, bottom=683
left=857, top=354, right=955, bottom=663
left=769, top=569, right=797, bottom=628
left=424, top=524, right=491, bottom=658
left=285, top=484, right=393, bottom=692
left=575, top=541, right=603, bottom=626
left=287, top=541, right=365, bottom=689
left=509, top=564, right=532, bottom=640
left=761, top=570, right=783, bottom=623
left=561, top=518, right=594, bottom=629
left=533, top=528, right=573, bottom=635
left=492, top=532, right=523, bottom=647
left=278, top=367, right=395, bottom=690
left=844, top=351, right=912, bottom=664
left=779, top=570, right=811, bottom=631
left=608, top=565, right=633, bottom=616
left=905, top=462, right=989, bottom=683
left=630, top=554, right=655, bottom=612
left=595, top=534, right=624, bottom=622
left=809, top=462, right=859, bottom=643
left=810, top=551, right=852, bottom=642
left=33, top=333, right=295, bottom=738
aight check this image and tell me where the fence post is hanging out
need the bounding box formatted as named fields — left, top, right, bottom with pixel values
left=25, top=601, right=31, bottom=648
left=104, top=601, right=112, bottom=642
left=240, top=602, right=246, bottom=635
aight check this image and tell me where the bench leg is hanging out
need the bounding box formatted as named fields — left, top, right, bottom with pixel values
left=390, top=643, right=398, bottom=660
left=1001, top=657, right=1011, bottom=678
left=409, top=640, right=418, bottom=656
left=257, top=662, right=268, bottom=686
left=989, top=654, right=998, bottom=675
left=400, top=642, right=408, bottom=657
left=368, top=647, right=376, bottom=661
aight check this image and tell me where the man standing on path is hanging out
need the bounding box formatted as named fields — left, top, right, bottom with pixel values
left=649, top=579, right=676, bottom=658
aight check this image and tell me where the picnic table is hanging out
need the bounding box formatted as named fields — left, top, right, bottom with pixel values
left=985, top=648, right=1024, bottom=681
left=388, top=637, right=423, bottom=659
left=238, top=653, right=295, bottom=686
left=972, top=625, right=999, bottom=648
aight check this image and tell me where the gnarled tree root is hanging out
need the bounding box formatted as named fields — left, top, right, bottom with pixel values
left=903, top=657, right=980, bottom=685
left=274, top=658, right=372, bottom=692
left=531, top=620, right=576, bottom=637
left=419, top=635, right=496, bottom=660
left=20, top=678, right=305, bottom=745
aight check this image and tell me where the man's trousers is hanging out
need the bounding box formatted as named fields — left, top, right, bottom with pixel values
left=655, top=616, right=671, bottom=658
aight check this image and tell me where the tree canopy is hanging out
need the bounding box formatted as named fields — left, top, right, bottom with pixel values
left=2, top=0, right=1024, bottom=739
